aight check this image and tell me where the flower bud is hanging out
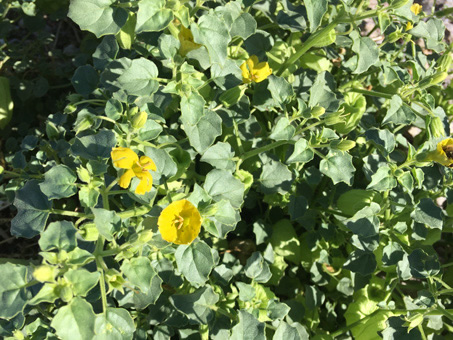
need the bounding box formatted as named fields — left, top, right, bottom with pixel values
left=33, top=265, right=56, bottom=282
left=388, top=30, right=404, bottom=43
left=311, top=106, right=325, bottom=118
left=439, top=53, right=452, bottom=73
left=430, top=116, right=446, bottom=138
left=131, top=111, right=148, bottom=129
left=64, top=104, right=77, bottom=114
left=430, top=72, right=448, bottom=85
left=55, top=280, right=73, bottom=302
left=324, top=113, right=343, bottom=125
left=77, top=167, right=91, bottom=183
left=79, top=222, right=99, bottom=241
left=334, top=140, right=357, bottom=151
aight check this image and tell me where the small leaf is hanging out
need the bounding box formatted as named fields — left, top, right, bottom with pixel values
left=51, top=297, right=96, bottom=340
left=94, top=308, right=135, bottom=340
left=0, top=263, right=32, bottom=319
left=39, top=165, right=77, bottom=199
left=287, top=139, right=314, bottom=164
left=319, top=151, right=355, bottom=186
left=383, top=95, right=416, bottom=126
left=64, top=269, right=100, bottom=297
left=11, top=180, right=52, bottom=238
left=305, top=0, right=327, bottom=32
left=350, top=31, right=379, bottom=74
left=175, top=241, right=216, bottom=287
left=136, top=0, right=173, bottom=33
left=245, top=252, right=272, bottom=283
left=68, top=0, right=127, bottom=38
left=71, top=130, right=116, bottom=160
left=39, top=221, right=77, bottom=252
left=366, top=166, right=397, bottom=191
left=201, top=142, right=236, bottom=172
left=181, top=92, right=205, bottom=125
left=71, top=65, right=99, bottom=96
left=204, top=169, right=245, bottom=208
left=230, top=310, right=265, bottom=340
left=92, top=208, right=121, bottom=241
left=260, top=160, right=293, bottom=194
left=411, top=198, right=443, bottom=230
left=169, top=286, right=219, bottom=324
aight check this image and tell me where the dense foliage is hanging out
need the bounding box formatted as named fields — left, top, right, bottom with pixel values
left=1, top=0, right=453, bottom=339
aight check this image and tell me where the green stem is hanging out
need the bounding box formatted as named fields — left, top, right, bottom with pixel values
left=276, top=20, right=338, bottom=76
left=51, top=209, right=89, bottom=218
left=240, top=140, right=293, bottom=161
left=347, top=88, right=393, bottom=99
left=73, top=99, right=106, bottom=106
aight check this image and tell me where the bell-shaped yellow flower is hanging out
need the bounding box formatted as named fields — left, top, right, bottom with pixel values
left=406, top=22, right=413, bottom=31
left=111, top=147, right=156, bottom=195
left=158, top=199, right=202, bottom=245
left=240, top=55, right=272, bottom=84
left=178, top=25, right=202, bottom=57
left=428, top=138, right=453, bottom=167
left=410, top=3, right=422, bottom=15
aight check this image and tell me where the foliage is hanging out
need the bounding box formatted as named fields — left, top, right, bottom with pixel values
left=1, top=0, right=453, bottom=338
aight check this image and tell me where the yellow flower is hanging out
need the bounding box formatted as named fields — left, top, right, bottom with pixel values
left=410, top=3, right=422, bottom=15
left=406, top=21, right=413, bottom=31
left=111, top=147, right=156, bottom=195
left=158, top=199, right=202, bottom=245
left=240, top=55, right=272, bottom=84
left=428, top=138, right=453, bottom=167
left=178, top=25, right=202, bottom=57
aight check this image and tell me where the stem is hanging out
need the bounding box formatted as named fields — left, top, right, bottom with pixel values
left=240, top=140, right=292, bottom=161
left=276, top=20, right=338, bottom=76
left=347, top=88, right=393, bottom=99
left=51, top=209, right=89, bottom=218
left=72, top=99, right=106, bottom=106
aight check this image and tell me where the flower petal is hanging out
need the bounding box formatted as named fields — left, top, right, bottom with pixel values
left=135, top=171, right=153, bottom=195
left=139, top=156, right=156, bottom=171
left=240, top=62, right=252, bottom=83
left=118, top=169, right=135, bottom=189
left=111, top=147, right=138, bottom=169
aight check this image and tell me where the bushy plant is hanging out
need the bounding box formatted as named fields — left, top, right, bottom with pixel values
left=1, top=0, right=453, bottom=339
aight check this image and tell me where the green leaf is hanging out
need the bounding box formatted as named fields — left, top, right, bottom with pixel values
left=94, top=308, right=135, bottom=340
left=137, top=119, right=163, bottom=141
left=71, top=65, right=99, bottom=96
left=350, top=31, right=379, bottom=74
left=204, top=169, right=245, bottom=208
left=270, top=219, right=302, bottom=264
left=11, top=180, right=52, bottom=238
left=121, top=257, right=163, bottom=309
left=288, top=195, right=308, bottom=221
left=64, top=269, right=100, bottom=297
left=136, top=0, right=174, bottom=33
left=269, top=117, right=295, bottom=141
left=268, top=76, right=294, bottom=108
left=365, top=128, right=395, bottom=156
left=305, top=0, right=327, bottom=32
left=273, top=321, right=309, bottom=340
left=267, top=300, right=290, bottom=320
left=230, top=13, right=257, bottom=39
left=92, top=208, right=121, bottom=241
left=181, top=92, right=205, bottom=125
left=287, top=139, right=314, bottom=164
left=39, top=221, right=77, bottom=252
left=39, top=165, right=77, bottom=199
left=381, top=317, right=423, bottom=340
left=0, top=263, right=32, bottom=319
left=79, top=186, right=100, bottom=208
left=344, top=250, right=377, bottom=276
left=101, top=57, right=159, bottom=97
left=382, top=242, right=405, bottom=266
left=182, top=110, right=222, bottom=154
left=230, top=310, right=265, bottom=340
left=116, top=12, right=136, bottom=50
left=67, top=247, right=96, bottom=266
left=68, top=0, right=127, bottom=38
left=71, top=130, right=117, bottom=160
left=175, top=241, right=216, bottom=287
left=408, top=249, right=440, bottom=278
left=383, top=95, right=416, bottom=125
left=411, top=198, right=443, bottom=230
left=366, top=166, right=397, bottom=191
left=93, top=36, right=119, bottom=71
left=51, top=297, right=96, bottom=340
left=410, top=18, right=445, bottom=52
left=191, top=14, right=230, bottom=65
left=319, top=151, right=355, bottom=186
left=308, top=71, right=340, bottom=113
left=260, top=160, right=293, bottom=194
left=144, top=147, right=177, bottom=184
left=170, top=286, right=219, bottom=324
left=245, top=252, right=272, bottom=283
left=201, top=142, right=236, bottom=172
